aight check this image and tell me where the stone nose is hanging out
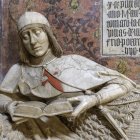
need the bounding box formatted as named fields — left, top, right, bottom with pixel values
left=30, top=33, right=37, bottom=45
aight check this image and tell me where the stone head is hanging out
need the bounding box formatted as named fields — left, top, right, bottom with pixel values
left=18, top=12, right=63, bottom=64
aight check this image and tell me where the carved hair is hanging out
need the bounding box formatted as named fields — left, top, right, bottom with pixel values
left=19, top=24, right=63, bottom=64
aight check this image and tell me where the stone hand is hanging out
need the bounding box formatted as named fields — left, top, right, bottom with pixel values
left=6, top=101, right=26, bottom=122
left=67, top=95, right=97, bottom=118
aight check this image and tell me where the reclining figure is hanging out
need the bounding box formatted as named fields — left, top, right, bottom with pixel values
left=0, top=12, right=140, bottom=140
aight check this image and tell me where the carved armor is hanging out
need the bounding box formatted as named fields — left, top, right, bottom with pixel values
left=1, top=54, right=140, bottom=139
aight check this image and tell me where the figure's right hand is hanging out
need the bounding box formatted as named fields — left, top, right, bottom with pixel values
left=6, top=101, right=27, bottom=123
left=6, top=101, right=23, bottom=116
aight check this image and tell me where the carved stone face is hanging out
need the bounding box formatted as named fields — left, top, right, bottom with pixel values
left=21, top=27, right=49, bottom=57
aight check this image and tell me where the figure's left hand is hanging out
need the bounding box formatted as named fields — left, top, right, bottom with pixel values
left=67, top=95, right=97, bottom=118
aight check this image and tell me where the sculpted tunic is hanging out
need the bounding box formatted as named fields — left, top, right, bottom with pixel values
left=0, top=54, right=133, bottom=98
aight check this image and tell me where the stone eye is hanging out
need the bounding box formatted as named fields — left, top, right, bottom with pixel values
left=22, top=33, right=29, bottom=40
left=35, top=30, right=41, bottom=36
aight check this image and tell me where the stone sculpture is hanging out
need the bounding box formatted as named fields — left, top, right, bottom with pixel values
left=0, top=11, right=140, bottom=140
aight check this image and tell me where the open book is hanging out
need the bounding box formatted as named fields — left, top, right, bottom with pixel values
left=13, top=100, right=73, bottom=118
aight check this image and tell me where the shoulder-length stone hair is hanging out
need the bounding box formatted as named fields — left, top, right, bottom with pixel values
left=18, top=24, right=63, bottom=64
